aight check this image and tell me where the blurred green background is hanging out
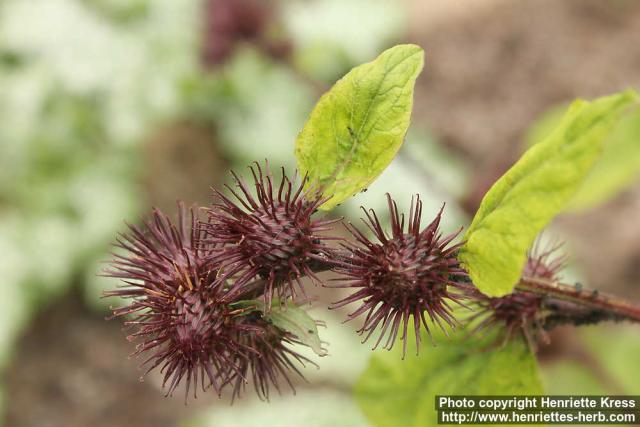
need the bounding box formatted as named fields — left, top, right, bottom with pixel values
left=1, top=0, right=639, bottom=426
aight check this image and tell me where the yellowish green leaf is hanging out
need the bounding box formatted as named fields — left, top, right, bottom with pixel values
left=569, top=109, right=640, bottom=210
left=295, top=44, right=424, bottom=210
left=525, top=104, right=640, bottom=212
left=459, top=90, right=639, bottom=296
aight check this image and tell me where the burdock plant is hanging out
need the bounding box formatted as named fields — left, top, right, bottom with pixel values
left=105, top=44, right=640, bottom=412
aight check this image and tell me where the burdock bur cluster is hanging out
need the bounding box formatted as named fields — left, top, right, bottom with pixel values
left=105, top=163, right=565, bottom=400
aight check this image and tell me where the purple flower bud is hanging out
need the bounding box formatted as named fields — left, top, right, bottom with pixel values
left=202, top=163, right=340, bottom=308
left=466, top=239, right=567, bottom=349
left=331, top=194, right=469, bottom=357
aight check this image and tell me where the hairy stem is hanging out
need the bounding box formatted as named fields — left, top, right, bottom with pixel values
left=517, top=276, right=640, bottom=324
left=235, top=255, right=640, bottom=326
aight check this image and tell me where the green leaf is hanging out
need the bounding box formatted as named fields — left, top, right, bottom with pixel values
left=355, top=331, right=543, bottom=427
left=569, top=109, right=640, bottom=210
left=459, top=90, right=639, bottom=297
left=580, top=325, right=640, bottom=393
left=542, top=361, right=608, bottom=395
left=295, top=44, right=424, bottom=210
left=523, top=103, right=568, bottom=149
left=233, top=300, right=327, bottom=356
left=543, top=326, right=640, bottom=395
left=525, top=104, right=640, bottom=212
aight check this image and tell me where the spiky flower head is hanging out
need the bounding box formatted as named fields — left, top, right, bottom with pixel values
left=331, top=194, right=469, bottom=356
left=228, top=311, right=314, bottom=401
left=466, top=239, right=566, bottom=349
left=105, top=203, right=314, bottom=400
left=202, top=162, right=339, bottom=307
left=104, top=204, right=236, bottom=397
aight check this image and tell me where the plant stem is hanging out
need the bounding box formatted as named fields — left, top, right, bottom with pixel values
left=234, top=256, right=640, bottom=325
left=517, top=277, right=640, bottom=324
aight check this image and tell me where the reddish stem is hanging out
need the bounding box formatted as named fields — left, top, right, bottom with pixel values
left=517, top=277, right=640, bottom=323
left=234, top=256, right=640, bottom=325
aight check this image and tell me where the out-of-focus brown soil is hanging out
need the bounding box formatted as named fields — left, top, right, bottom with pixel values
left=3, top=291, right=191, bottom=427
left=144, top=121, right=227, bottom=213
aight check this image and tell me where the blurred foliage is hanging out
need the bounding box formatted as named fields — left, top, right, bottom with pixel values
left=542, top=360, right=607, bottom=395
left=542, top=325, right=640, bottom=401
left=355, top=329, right=542, bottom=427
left=187, top=389, right=370, bottom=427
left=201, top=0, right=291, bottom=67
left=523, top=104, right=567, bottom=149
left=0, top=1, right=199, bottom=420
left=181, top=48, right=314, bottom=168
left=283, top=0, right=405, bottom=82
left=581, top=325, right=640, bottom=393
left=85, top=0, right=150, bottom=23
left=291, top=308, right=372, bottom=386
